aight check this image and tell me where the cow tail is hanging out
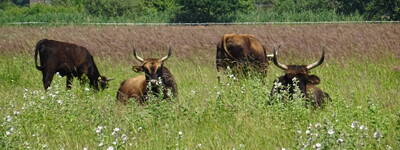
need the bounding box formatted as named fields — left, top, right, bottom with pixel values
left=34, top=39, right=47, bottom=71
left=222, top=34, right=236, bottom=60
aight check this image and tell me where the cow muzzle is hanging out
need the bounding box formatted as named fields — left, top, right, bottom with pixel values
left=149, top=79, right=162, bottom=86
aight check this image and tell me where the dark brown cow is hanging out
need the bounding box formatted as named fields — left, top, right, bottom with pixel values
left=216, top=33, right=273, bottom=78
left=116, top=46, right=178, bottom=104
left=270, top=46, right=331, bottom=108
left=34, top=39, right=113, bottom=91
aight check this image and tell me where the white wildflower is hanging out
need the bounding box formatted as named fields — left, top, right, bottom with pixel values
left=314, top=123, right=321, bottom=128
left=313, top=143, right=321, bottom=149
left=6, top=131, right=10, bottom=135
left=297, top=130, right=302, bottom=134
left=85, top=87, right=90, bottom=91
left=14, top=111, right=20, bottom=115
left=373, top=130, right=382, bottom=139
left=178, top=131, right=183, bottom=135
left=216, top=92, right=221, bottom=98
left=95, top=126, right=103, bottom=134
left=337, top=138, right=344, bottom=143
left=6, top=115, right=12, bottom=122
left=316, top=143, right=321, bottom=147
left=351, top=121, right=358, bottom=128
left=57, top=100, right=63, bottom=105
left=106, top=146, right=114, bottom=150
left=121, top=134, right=128, bottom=141
left=359, top=125, right=367, bottom=130
left=41, top=96, right=45, bottom=100
left=306, top=130, right=311, bottom=135
left=197, top=144, right=202, bottom=147
left=305, top=137, right=311, bottom=147
left=98, top=142, right=104, bottom=147
left=83, top=147, right=88, bottom=150
left=112, top=127, right=120, bottom=136
left=328, top=129, right=334, bottom=135
left=274, top=82, right=282, bottom=88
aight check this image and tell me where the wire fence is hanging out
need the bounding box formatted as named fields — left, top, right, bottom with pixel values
left=7, top=21, right=400, bottom=26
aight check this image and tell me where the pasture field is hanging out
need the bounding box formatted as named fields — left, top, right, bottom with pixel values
left=0, top=24, right=399, bottom=149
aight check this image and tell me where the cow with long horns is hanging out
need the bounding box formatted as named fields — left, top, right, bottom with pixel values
left=216, top=33, right=274, bottom=79
left=270, top=46, right=331, bottom=108
left=116, top=45, right=178, bottom=104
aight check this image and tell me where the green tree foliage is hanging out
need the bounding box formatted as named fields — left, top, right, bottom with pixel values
left=272, top=0, right=336, bottom=13
left=50, top=0, right=84, bottom=6
left=336, top=0, right=370, bottom=15
left=336, top=0, right=400, bottom=21
left=174, top=0, right=255, bottom=23
left=83, top=0, right=147, bottom=18
left=364, top=0, right=400, bottom=20
left=0, top=0, right=399, bottom=22
left=145, top=0, right=177, bottom=12
left=0, top=0, right=16, bottom=9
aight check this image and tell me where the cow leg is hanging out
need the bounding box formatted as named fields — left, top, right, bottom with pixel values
left=42, top=71, right=55, bottom=91
left=260, top=62, right=268, bottom=75
left=89, top=78, right=99, bottom=91
left=66, top=75, right=73, bottom=90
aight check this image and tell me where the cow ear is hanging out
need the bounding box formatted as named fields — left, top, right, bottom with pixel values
left=308, top=75, right=320, bottom=85
left=132, top=65, right=143, bottom=72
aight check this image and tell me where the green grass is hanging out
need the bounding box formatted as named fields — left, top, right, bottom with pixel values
left=0, top=53, right=399, bottom=149
left=0, top=6, right=365, bottom=25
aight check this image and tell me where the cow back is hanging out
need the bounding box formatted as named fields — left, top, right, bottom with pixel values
left=117, top=75, right=147, bottom=103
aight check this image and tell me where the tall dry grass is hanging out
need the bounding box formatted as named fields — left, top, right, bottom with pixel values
left=1, top=24, right=399, bottom=64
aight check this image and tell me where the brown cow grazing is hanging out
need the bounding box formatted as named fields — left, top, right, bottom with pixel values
left=34, top=39, right=113, bottom=91
left=116, top=46, right=178, bottom=104
left=270, top=46, right=331, bottom=108
left=216, top=33, right=273, bottom=79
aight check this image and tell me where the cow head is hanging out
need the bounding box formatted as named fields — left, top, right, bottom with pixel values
left=272, top=46, right=325, bottom=95
left=132, top=45, right=171, bottom=85
left=99, top=76, right=113, bottom=90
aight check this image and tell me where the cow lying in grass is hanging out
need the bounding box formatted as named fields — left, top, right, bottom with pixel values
left=116, top=46, right=178, bottom=104
left=270, top=46, right=331, bottom=108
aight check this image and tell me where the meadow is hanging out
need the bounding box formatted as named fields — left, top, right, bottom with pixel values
left=0, top=24, right=399, bottom=149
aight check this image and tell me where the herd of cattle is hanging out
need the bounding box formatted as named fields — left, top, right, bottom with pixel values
left=33, top=33, right=331, bottom=108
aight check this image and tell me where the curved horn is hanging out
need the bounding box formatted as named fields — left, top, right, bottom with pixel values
left=273, top=45, right=288, bottom=70
left=160, top=42, right=172, bottom=62
left=133, top=47, right=144, bottom=63
left=222, top=34, right=237, bottom=60
left=306, top=47, right=325, bottom=70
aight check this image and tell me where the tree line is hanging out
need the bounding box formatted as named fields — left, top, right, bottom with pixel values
left=1, top=0, right=399, bottom=23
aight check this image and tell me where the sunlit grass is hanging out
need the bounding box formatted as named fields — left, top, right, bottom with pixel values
left=0, top=53, right=398, bottom=149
